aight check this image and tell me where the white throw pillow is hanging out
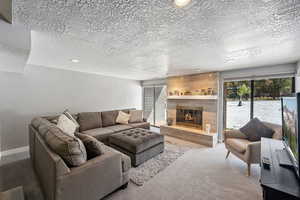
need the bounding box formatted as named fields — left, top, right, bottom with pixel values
left=116, top=111, right=130, bottom=124
left=63, top=109, right=80, bottom=129
left=57, top=114, right=77, bottom=136
left=129, top=110, right=143, bottom=123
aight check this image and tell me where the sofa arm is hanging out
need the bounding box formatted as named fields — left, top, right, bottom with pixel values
left=245, top=141, right=261, bottom=164
left=56, top=152, right=123, bottom=200
left=223, top=129, right=247, bottom=141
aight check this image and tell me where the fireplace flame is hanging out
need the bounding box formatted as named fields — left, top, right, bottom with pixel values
left=185, top=113, right=193, bottom=121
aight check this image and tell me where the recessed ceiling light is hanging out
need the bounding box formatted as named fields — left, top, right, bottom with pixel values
left=71, top=59, right=80, bottom=63
left=174, top=0, right=191, bottom=7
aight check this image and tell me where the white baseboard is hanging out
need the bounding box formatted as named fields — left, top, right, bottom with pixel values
left=0, top=146, right=29, bottom=158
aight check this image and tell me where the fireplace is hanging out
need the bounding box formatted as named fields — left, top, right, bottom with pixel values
left=176, top=106, right=203, bottom=129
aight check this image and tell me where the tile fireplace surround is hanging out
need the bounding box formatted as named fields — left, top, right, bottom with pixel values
left=161, top=72, right=219, bottom=147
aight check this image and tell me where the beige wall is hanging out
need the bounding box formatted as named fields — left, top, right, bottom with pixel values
left=0, top=65, right=142, bottom=151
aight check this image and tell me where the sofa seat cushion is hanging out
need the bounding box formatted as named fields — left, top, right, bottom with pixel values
left=100, top=145, right=131, bottom=172
left=129, top=122, right=150, bottom=129
left=107, top=125, right=132, bottom=132
left=81, top=127, right=115, bottom=141
left=226, top=138, right=251, bottom=154
left=78, top=112, right=102, bottom=132
left=109, top=128, right=164, bottom=154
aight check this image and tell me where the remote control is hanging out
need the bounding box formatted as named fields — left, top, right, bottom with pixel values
left=262, top=157, right=271, bottom=170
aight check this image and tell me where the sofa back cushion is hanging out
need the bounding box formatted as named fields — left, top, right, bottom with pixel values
left=129, top=110, right=143, bottom=123
left=44, top=126, right=87, bottom=167
left=78, top=112, right=102, bottom=131
left=101, top=110, right=118, bottom=127
left=44, top=114, right=79, bottom=125
left=121, top=108, right=136, bottom=114
left=263, top=121, right=282, bottom=140
left=31, top=117, right=57, bottom=138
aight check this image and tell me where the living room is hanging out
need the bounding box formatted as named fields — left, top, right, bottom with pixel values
left=1, top=0, right=300, bottom=200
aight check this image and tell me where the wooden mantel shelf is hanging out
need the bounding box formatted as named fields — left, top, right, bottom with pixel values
left=167, top=95, right=218, bottom=100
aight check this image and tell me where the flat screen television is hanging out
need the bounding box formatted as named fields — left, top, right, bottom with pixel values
left=281, top=93, right=300, bottom=178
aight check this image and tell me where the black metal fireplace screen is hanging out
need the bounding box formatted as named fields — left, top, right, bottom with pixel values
left=176, top=106, right=203, bottom=129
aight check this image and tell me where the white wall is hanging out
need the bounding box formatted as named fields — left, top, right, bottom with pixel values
left=221, top=63, right=296, bottom=81
left=296, top=61, right=300, bottom=92
left=0, top=65, right=142, bottom=151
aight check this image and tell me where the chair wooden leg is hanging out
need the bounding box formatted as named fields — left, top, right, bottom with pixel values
left=225, top=150, right=230, bottom=159
left=247, top=164, right=251, bottom=176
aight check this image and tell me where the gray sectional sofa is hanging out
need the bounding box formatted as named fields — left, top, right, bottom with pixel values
left=29, top=108, right=150, bottom=200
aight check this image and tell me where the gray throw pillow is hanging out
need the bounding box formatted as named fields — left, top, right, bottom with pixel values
left=44, top=126, right=87, bottom=167
left=76, top=133, right=104, bottom=159
left=240, top=118, right=275, bottom=142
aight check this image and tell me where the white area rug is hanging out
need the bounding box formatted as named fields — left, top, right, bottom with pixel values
left=130, top=143, right=192, bottom=186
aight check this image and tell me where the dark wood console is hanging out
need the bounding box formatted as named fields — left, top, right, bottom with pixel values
left=261, top=138, right=300, bottom=200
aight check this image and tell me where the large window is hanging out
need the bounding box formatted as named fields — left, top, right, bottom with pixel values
left=143, top=86, right=167, bottom=127
left=224, top=77, right=294, bottom=129
left=253, top=78, right=294, bottom=125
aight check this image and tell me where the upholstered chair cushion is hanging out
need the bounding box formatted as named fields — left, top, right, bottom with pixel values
left=76, top=133, right=104, bottom=159
left=101, top=110, right=118, bottom=127
left=226, top=138, right=251, bottom=153
left=78, top=112, right=102, bottom=131
left=240, top=118, right=274, bottom=141
left=44, top=126, right=87, bottom=167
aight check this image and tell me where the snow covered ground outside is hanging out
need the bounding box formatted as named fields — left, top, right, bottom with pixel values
left=226, top=100, right=282, bottom=129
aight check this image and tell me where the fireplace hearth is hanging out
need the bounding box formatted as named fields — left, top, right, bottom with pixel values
left=176, top=106, right=203, bottom=129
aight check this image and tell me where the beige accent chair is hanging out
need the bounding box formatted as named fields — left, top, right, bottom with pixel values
left=224, top=121, right=282, bottom=176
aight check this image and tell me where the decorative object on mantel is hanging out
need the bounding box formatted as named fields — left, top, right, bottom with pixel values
left=167, top=118, right=173, bottom=126
left=130, top=143, right=192, bottom=186
left=167, top=95, right=218, bottom=100
left=206, top=124, right=211, bottom=134
left=168, top=87, right=218, bottom=98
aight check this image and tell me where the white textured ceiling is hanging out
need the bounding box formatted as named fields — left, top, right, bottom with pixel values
left=11, top=0, right=300, bottom=80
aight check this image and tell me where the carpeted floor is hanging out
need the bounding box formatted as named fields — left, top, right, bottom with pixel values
left=0, top=137, right=262, bottom=200
left=130, top=143, right=192, bottom=186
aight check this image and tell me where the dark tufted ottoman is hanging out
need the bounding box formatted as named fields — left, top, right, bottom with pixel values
left=109, top=128, right=164, bottom=167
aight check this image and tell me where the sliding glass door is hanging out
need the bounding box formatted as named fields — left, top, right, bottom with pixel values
left=143, top=87, right=155, bottom=125
left=224, top=81, right=251, bottom=129
left=143, top=86, right=167, bottom=127
left=224, top=77, right=294, bottom=129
